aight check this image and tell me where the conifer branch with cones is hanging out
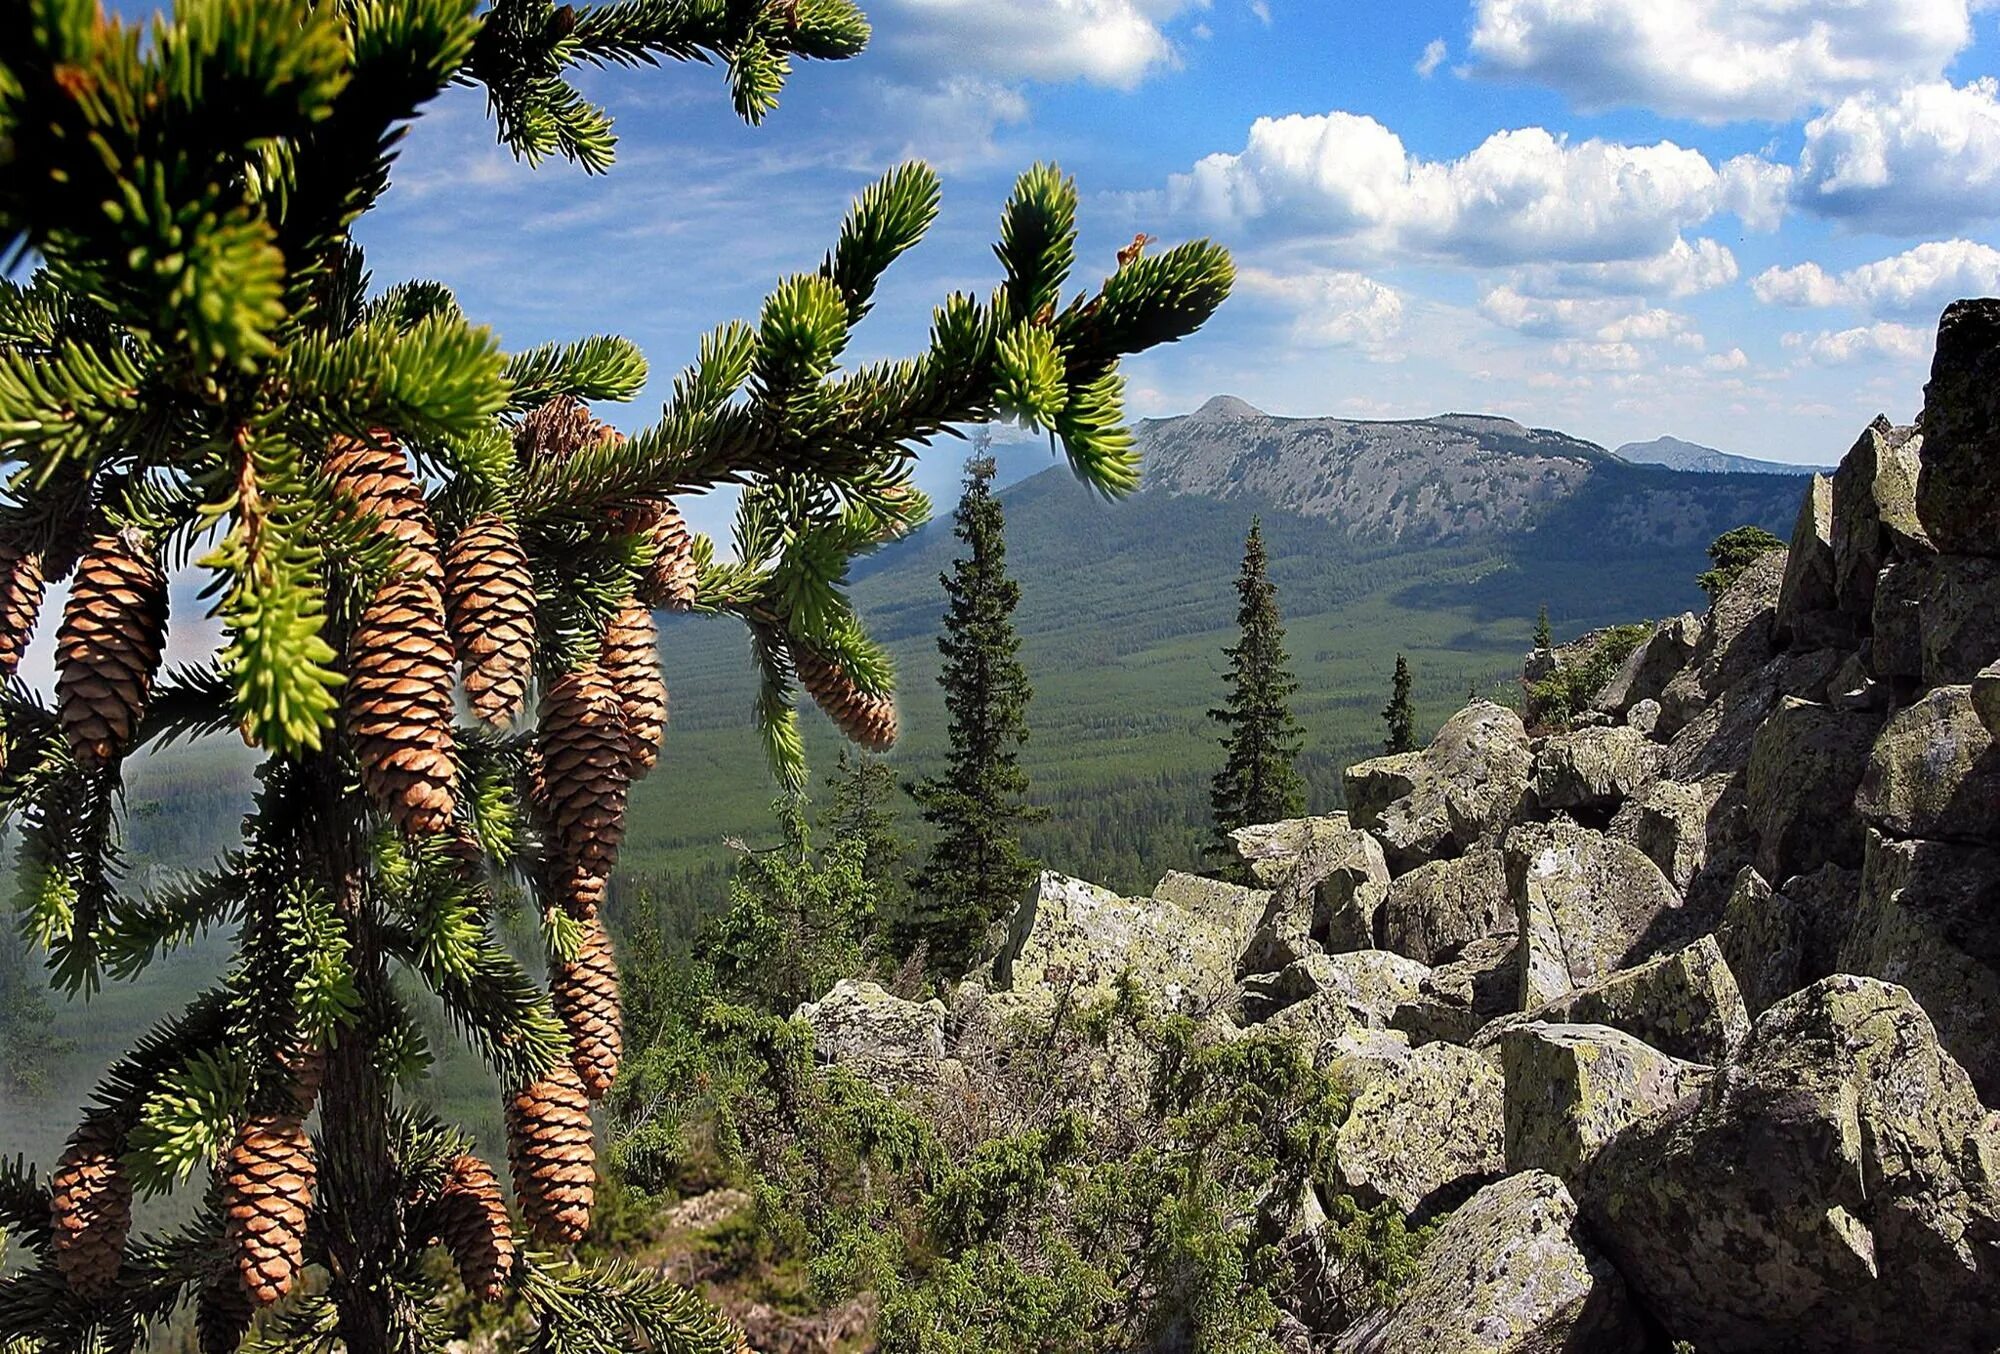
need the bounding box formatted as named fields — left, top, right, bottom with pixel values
left=0, top=3, right=1229, bottom=1350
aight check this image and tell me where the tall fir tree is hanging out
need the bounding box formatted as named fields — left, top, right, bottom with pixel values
left=904, top=451, right=1044, bottom=978
left=821, top=748, right=909, bottom=910
left=1534, top=603, right=1553, bottom=649
left=1208, top=519, right=1306, bottom=864
left=0, top=7, right=1231, bottom=1350
left=1383, top=653, right=1419, bottom=754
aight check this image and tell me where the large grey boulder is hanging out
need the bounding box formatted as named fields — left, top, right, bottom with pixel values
left=1343, top=702, right=1532, bottom=873
left=996, top=872, right=1241, bottom=1010
left=1914, top=298, right=2000, bottom=556
left=1506, top=819, right=1687, bottom=1008
left=1870, top=556, right=1928, bottom=683
left=797, top=980, right=950, bottom=1089
left=1662, top=645, right=1844, bottom=783
left=1658, top=550, right=1788, bottom=739
left=1974, top=659, right=2000, bottom=734
left=1238, top=819, right=1392, bottom=970
left=1840, top=831, right=2000, bottom=1103
left=1390, top=934, right=1519, bottom=1047
left=1335, top=1171, right=1644, bottom=1354
left=1244, top=950, right=1432, bottom=1030
left=1377, top=849, right=1510, bottom=966
left=1917, top=554, right=2000, bottom=687
left=1775, top=472, right=1847, bottom=647
left=1745, top=697, right=1879, bottom=879
left=1831, top=415, right=1930, bottom=617
left=1331, top=1040, right=1506, bottom=1219
left=1857, top=684, right=2000, bottom=844
left=1499, top=1023, right=1706, bottom=1181
left=1593, top=612, right=1700, bottom=717
left=1482, top=935, right=1748, bottom=1065
left=1607, top=775, right=1723, bottom=893
left=1716, top=863, right=1859, bottom=1017
left=1529, top=725, right=1661, bottom=816
left=1150, top=870, right=1270, bottom=956
left=1583, top=976, right=2000, bottom=1354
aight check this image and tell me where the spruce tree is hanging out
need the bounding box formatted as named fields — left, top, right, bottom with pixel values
left=821, top=747, right=908, bottom=908
left=1208, top=518, right=1305, bottom=862
left=905, top=452, right=1043, bottom=977
left=1383, top=653, right=1419, bottom=753
left=0, top=7, right=1231, bottom=1350
left=1534, top=603, right=1553, bottom=650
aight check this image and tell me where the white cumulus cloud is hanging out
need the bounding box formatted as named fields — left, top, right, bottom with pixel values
left=1481, top=287, right=1697, bottom=346
left=1240, top=267, right=1407, bottom=354
left=1164, top=112, right=1772, bottom=270
left=1782, top=321, right=1934, bottom=364
left=1416, top=38, right=1447, bottom=78
left=1466, top=0, right=1976, bottom=122
left=875, top=0, right=1204, bottom=90
left=1753, top=239, right=2000, bottom=318
left=1515, top=237, right=1741, bottom=298
left=1794, top=79, right=2000, bottom=232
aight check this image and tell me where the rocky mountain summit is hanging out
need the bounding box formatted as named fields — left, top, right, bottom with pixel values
left=794, top=301, right=2000, bottom=1352
left=1614, top=434, right=1830, bottom=476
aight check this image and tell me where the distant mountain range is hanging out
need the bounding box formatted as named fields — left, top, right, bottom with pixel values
left=1613, top=434, right=1831, bottom=476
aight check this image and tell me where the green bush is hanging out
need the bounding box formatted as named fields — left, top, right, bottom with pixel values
left=1525, top=622, right=1652, bottom=730
left=1696, top=525, right=1785, bottom=604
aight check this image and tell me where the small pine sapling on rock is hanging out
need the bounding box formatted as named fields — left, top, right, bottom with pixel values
left=0, top=3, right=1231, bottom=1349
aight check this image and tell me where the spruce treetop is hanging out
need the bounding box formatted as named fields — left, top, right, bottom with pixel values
left=0, top=4, right=1231, bottom=1349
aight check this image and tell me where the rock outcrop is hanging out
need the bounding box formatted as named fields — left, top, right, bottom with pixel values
left=1343, top=702, right=1531, bottom=872
left=1504, top=819, right=1685, bottom=1008
left=1376, top=849, right=1510, bottom=966
left=1498, top=1023, right=1704, bottom=1180
left=1330, top=1041, right=1505, bottom=1220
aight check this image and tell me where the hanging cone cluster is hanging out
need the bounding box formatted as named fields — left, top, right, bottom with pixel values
left=434, top=1153, right=516, bottom=1302
left=0, top=537, right=45, bottom=679
left=515, top=395, right=608, bottom=465
left=443, top=513, right=536, bottom=726
left=504, top=1061, right=595, bottom=1244
left=550, top=913, right=623, bottom=1100
left=790, top=642, right=898, bottom=752
left=55, top=529, right=167, bottom=771
left=222, top=1113, right=316, bottom=1308
left=623, top=498, right=699, bottom=611
left=49, top=1114, right=133, bottom=1298
left=602, top=600, right=667, bottom=775
left=536, top=669, right=630, bottom=907
left=195, top=1274, right=254, bottom=1354
left=345, top=575, right=457, bottom=836
left=325, top=432, right=441, bottom=582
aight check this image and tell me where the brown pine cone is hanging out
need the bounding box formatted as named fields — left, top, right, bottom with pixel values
left=195, top=1273, right=254, bottom=1354
left=536, top=668, right=630, bottom=887
left=345, top=575, right=457, bottom=836
left=789, top=643, right=897, bottom=752
left=504, top=1062, right=596, bottom=1244
left=602, top=600, right=667, bottom=775
left=623, top=499, right=698, bottom=611
left=443, top=513, right=536, bottom=727
left=0, top=538, right=45, bottom=679
left=515, top=395, right=611, bottom=464
left=49, top=1114, right=132, bottom=1298
left=325, top=431, right=441, bottom=583
left=550, top=913, right=622, bottom=1100
left=222, top=1113, right=315, bottom=1308
left=55, top=528, right=167, bottom=770
left=435, top=1153, right=516, bottom=1302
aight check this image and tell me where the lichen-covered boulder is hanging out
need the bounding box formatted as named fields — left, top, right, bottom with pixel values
left=1243, top=950, right=1431, bottom=1030
left=1856, top=684, right=2000, bottom=844
left=1914, top=298, right=2000, bottom=556
left=996, top=872, right=1241, bottom=1010
left=1238, top=819, right=1392, bottom=970
left=1840, top=831, right=2000, bottom=1104
left=1975, top=658, right=2000, bottom=735
left=1658, top=550, right=1787, bottom=739
left=796, top=980, right=949, bottom=1088
left=1331, top=1041, right=1506, bottom=1219
left=1593, top=612, right=1700, bottom=718
left=1775, top=472, right=1847, bottom=647
left=1487, top=935, right=1749, bottom=1066
left=1916, top=554, right=2000, bottom=687
left=1583, top=976, right=2000, bottom=1354
left=1831, top=415, right=1929, bottom=616
left=1662, top=646, right=1844, bottom=783
left=1150, top=869, right=1270, bottom=956
left=1390, top=935, right=1519, bottom=1047
left=1499, top=1023, right=1705, bottom=1181
left=1716, top=862, right=1859, bottom=1018
left=1529, top=725, right=1661, bottom=816
left=1506, top=819, right=1687, bottom=1008
left=1378, top=849, right=1510, bottom=966
left=1870, top=555, right=1928, bottom=683
left=1607, top=775, right=1721, bottom=894
left=1745, top=697, right=1880, bottom=879
left=1343, top=702, right=1532, bottom=873
left=1335, top=1171, right=1644, bottom=1354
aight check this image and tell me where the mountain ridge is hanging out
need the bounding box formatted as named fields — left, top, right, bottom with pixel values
left=1614, top=434, right=1831, bottom=476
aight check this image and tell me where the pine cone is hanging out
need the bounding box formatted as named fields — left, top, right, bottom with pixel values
left=49, top=1114, right=132, bottom=1298
left=0, top=538, right=45, bottom=679
left=550, top=913, right=622, bottom=1100
left=325, top=432, right=441, bottom=583
left=623, top=499, right=698, bottom=611
left=443, top=513, right=536, bottom=726
left=278, top=1041, right=325, bottom=1117
left=345, top=575, right=457, bottom=835
left=195, top=1274, right=254, bottom=1354
left=556, top=857, right=606, bottom=920
left=537, top=668, right=630, bottom=887
left=515, top=395, right=610, bottom=464
left=505, top=1062, right=596, bottom=1244
left=222, top=1113, right=315, bottom=1308
left=56, top=528, right=167, bottom=770
left=435, top=1153, right=516, bottom=1302
left=790, top=643, right=897, bottom=752
left=603, top=600, right=667, bottom=775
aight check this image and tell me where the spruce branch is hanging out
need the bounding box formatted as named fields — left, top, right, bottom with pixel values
left=516, top=1251, right=746, bottom=1354
left=506, top=335, right=649, bottom=411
